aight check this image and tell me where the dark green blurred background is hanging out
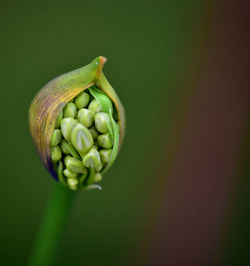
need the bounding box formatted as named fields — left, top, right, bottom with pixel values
left=1, top=1, right=249, bottom=265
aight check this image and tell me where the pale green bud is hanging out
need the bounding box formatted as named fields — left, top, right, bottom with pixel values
left=55, top=111, right=63, bottom=128
left=51, top=146, right=62, bottom=162
left=97, top=132, right=113, bottom=149
left=74, top=91, right=90, bottom=109
left=51, top=129, right=62, bottom=147
left=89, top=126, right=99, bottom=140
left=77, top=108, right=94, bottom=128
left=61, top=139, right=81, bottom=160
left=82, top=148, right=101, bottom=168
left=61, top=118, right=77, bottom=143
left=63, top=169, right=78, bottom=179
left=88, top=99, right=102, bottom=114
left=99, top=149, right=112, bottom=163
left=67, top=178, right=78, bottom=190
left=94, top=112, right=111, bottom=133
left=70, top=123, right=94, bottom=156
left=93, top=172, right=102, bottom=182
left=63, top=102, right=77, bottom=118
left=65, top=156, right=87, bottom=174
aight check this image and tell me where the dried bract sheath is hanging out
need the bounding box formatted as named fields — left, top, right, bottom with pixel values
left=29, top=56, right=125, bottom=190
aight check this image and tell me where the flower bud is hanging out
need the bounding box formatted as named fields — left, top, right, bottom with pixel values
left=97, top=133, right=113, bottom=149
left=88, top=99, right=102, bottom=114
left=51, top=146, right=62, bottom=162
left=29, top=56, right=125, bottom=190
left=74, top=91, right=90, bottom=109
left=82, top=148, right=101, bottom=168
left=70, top=123, right=94, bottom=156
left=64, top=156, right=87, bottom=174
left=63, top=169, right=78, bottom=179
left=99, top=149, right=112, bottom=163
left=61, top=139, right=81, bottom=160
left=95, top=112, right=111, bottom=133
left=94, top=173, right=102, bottom=183
left=67, top=178, right=79, bottom=191
left=61, top=118, right=77, bottom=143
left=63, top=102, right=77, bottom=118
left=50, top=129, right=62, bottom=147
left=77, top=108, right=94, bottom=128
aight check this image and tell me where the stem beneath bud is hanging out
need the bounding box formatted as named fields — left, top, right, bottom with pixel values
left=27, top=184, right=76, bottom=266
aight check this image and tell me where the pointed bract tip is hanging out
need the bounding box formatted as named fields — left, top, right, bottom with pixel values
left=99, top=56, right=107, bottom=64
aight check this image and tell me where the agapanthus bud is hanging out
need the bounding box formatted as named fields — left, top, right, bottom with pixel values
left=70, top=123, right=94, bottom=156
left=97, top=132, right=113, bottom=149
left=63, top=102, right=77, bottom=118
left=51, top=146, right=62, bottom=162
left=74, top=91, right=90, bottom=109
left=95, top=112, right=111, bottom=133
left=50, top=129, right=62, bottom=147
left=88, top=99, right=102, bottom=114
left=82, top=148, right=101, bottom=168
left=61, top=118, right=77, bottom=143
left=77, top=108, right=95, bottom=128
left=64, top=156, right=87, bottom=174
left=63, top=169, right=78, bottom=179
left=94, top=173, right=102, bottom=182
left=99, top=149, right=112, bottom=163
left=29, top=56, right=125, bottom=190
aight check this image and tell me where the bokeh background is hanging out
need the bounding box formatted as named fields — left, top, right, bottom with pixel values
left=0, top=0, right=249, bottom=265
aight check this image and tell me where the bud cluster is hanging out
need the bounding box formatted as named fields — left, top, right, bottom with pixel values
left=50, top=88, right=118, bottom=190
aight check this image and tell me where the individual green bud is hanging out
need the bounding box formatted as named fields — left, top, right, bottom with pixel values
left=51, top=146, right=62, bottom=162
left=65, top=156, right=87, bottom=174
left=51, top=129, right=62, bottom=147
left=63, top=102, right=77, bottom=118
left=89, top=127, right=98, bottom=140
left=74, top=91, right=90, bottom=109
left=97, top=132, right=113, bottom=149
left=77, top=108, right=94, bottom=128
left=94, top=112, right=111, bottom=133
left=88, top=99, right=102, bottom=114
left=67, top=178, right=79, bottom=190
left=61, top=139, right=81, bottom=160
left=63, top=169, right=78, bottom=179
left=55, top=111, right=63, bottom=128
left=99, top=149, right=112, bottom=163
left=70, top=123, right=94, bottom=156
left=94, top=172, right=102, bottom=183
left=82, top=148, right=101, bottom=168
left=61, top=118, right=77, bottom=143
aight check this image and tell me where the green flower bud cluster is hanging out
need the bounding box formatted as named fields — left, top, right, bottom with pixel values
left=50, top=89, right=117, bottom=190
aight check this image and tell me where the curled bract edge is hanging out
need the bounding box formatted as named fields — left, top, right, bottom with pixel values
left=29, top=56, right=125, bottom=190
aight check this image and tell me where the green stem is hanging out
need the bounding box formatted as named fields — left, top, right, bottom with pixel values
left=28, top=183, right=76, bottom=266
